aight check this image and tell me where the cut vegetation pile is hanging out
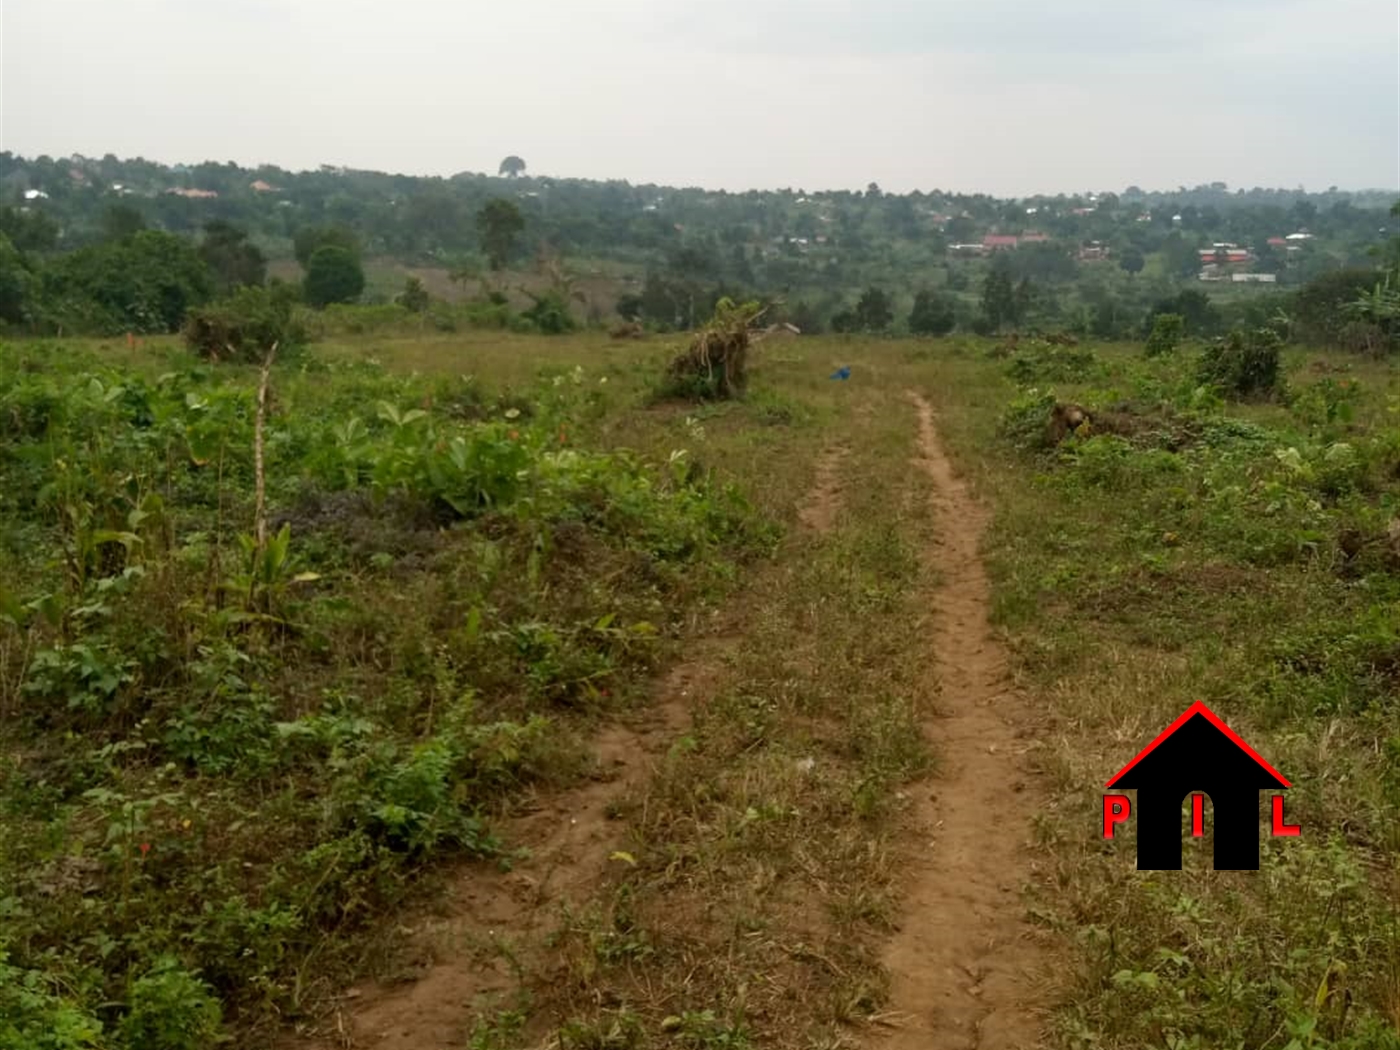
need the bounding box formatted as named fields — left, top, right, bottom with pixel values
left=662, top=298, right=764, bottom=401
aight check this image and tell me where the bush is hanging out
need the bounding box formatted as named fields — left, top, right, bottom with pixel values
left=117, top=958, right=224, bottom=1050
left=1145, top=313, right=1184, bottom=357
left=997, top=387, right=1058, bottom=452
left=183, top=283, right=307, bottom=363
left=304, top=246, right=365, bottom=308
left=1196, top=327, right=1284, bottom=400
left=396, top=276, right=431, bottom=313
left=908, top=289, right=956, bottom=336
left=522, top=291, right=578, bottom=334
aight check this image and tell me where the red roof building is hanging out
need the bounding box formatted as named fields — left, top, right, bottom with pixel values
left=983, top=235, right=1019, bottom=250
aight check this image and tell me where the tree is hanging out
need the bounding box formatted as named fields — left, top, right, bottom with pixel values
left=981, top=256, right=1018, bottom=329
left=1145, top=313, right=1184, bottom=356
left=498, top=156, right=527, bottom=178
left=101, top=204, right=146, bottom=241
left=303, top=246, right=365, bottom=307
left=396, top=276, right=431, bottom=312
left=476, top=198, right=525, bottom=271
left=40, top=229, right=213, bottom=333
left=0, top=206, right=58, bottom=253
left=1118, top=247, right=1146, bottom=276
left=852, top=286, right=893, bottom=332
left=0, top=232, right=33, bottom=323
left=199, top=221, right=266, bottom=292
left=293, top=225, right=360, bottom=268
left=908, top=289, right=956, bottom=336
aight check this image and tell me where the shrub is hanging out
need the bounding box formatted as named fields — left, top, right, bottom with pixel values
left=182, top=283, right=306, bottom=363
left=1144, top=313, right=1184, bottom=357
left=522, top=291, right=578, bottom=334
left=396, top=276, right=431, bottom=313
left=304, top=246, right=365, bottom=308
left=1196, top=327, right=1284, bottom=400
left=997, top=387, right=1058, bottom=452
left=117, top=958, right=224, bottom=1050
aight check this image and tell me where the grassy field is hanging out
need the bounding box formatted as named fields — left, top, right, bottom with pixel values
left=2, top=328, right=1398, bottom=1049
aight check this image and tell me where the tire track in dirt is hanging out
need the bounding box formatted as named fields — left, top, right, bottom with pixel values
left=871, top=393, right=1052, bottom=1050
left=292, top=656, right=720, bottom=1050
left=291, top=441, right=851, bottom=1049
left=798, top=445, right=850, bottom=532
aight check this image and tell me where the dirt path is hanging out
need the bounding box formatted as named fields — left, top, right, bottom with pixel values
left=296, top=656, right=721, bottom=1050
left=871, top=394, right=1052, bottom=1049
left=798, top=444, right=849, bottom=532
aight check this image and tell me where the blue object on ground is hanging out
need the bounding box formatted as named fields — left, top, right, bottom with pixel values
left=829, top=366, right=851, bottom=380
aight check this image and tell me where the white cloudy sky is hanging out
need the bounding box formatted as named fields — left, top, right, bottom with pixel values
left=2, top=0, right=1397, bottom=195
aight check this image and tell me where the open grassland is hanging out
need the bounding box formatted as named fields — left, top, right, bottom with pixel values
left=2, top=329, right=1399, bottom=1050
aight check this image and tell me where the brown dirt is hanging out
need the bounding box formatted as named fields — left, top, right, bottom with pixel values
left=869, top=394, right=1054, bottom=1050
left=798, top=445, right=850, bottom=532
left=287, top=651, right=729, bottom=1050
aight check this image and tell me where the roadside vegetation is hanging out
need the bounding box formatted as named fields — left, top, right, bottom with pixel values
left=0, top=333, right=776, bottom=1048
left=923, top=329, right=1400, bottom=1048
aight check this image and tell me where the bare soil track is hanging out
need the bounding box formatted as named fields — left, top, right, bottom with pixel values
left=293, top=655, right=724, bottom=1050
left=870, top=394, right=1053, bottom=1050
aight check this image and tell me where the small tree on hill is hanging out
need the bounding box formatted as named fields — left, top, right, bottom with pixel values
left=853, top=286, right=893, bottom=332
left=396, top=276, right=431, bottom=312
left=200, top=221, right=266, bottom=293
left=981, top=256, right=1018, bottom=330
left=1145, top=313, right=1184, bottom=356
left=1119, top=247, right=1146, bottom=277
left=1197, top=328, right=1283, bottom=400
left=303, top=246, right=364, bottom=307
left=908, top=289, right=956, bottom=336
left=476, top=199, right=525, bottom=271
left=293, top=225, right=360, bottom=268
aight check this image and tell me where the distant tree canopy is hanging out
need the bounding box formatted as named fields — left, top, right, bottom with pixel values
left=40, top=229, right=213, bottom=334
left=1294, top=268, right=1383, bottom=345
left=101, top=204, right=146, bottom=242
left=0, top=233, right=33, bottom=324
left=0, top=206, right=58, bottom=253
left=498, top=156, right=527, bottom=178
left=476, top=198, right=525, bottom=271
left=833, top=286, right=893, bottom=333
left=908, top=289, right=956, bottom=336
left=303, top=245, right=365, bottom=307
left=1118, top=247, right=1146, bottom=276
left=981, top=256, right=1019, bottom=330
left=199, top=222, right=266, bottom=293
left=293, top=225, right=360, bottom=268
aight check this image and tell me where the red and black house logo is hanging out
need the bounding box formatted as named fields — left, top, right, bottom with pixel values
left=1102, top=701, right=1301, bottom=870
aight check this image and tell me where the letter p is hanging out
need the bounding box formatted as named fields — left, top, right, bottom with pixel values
left=1102, top=794, right=1131, bottom=838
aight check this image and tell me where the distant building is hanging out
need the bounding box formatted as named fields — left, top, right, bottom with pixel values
left=1266, top=237, right=1287, bottom=247
left=983, top=234, right=1019, bottom=250
left=949, top=243, right=988, bottom=256
left=1199, top=248, right=1251, bottom=265
left=1286, top=232, right=1313, bottom=241
left=1231, top=273, right=1277, bottom=283
left=250, top=180, right=279, bottom=193
left=1019, top=231, right=1049, bottom=244
left=22, top=189, right=48, bottom=200
left=1078, top=242, right=1109, bottom=261
left=166, top=188, right=219, bottom=199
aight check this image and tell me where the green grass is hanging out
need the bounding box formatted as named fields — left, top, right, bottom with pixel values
left=912, top=335, right=1400, bottom=1048
left=5, top=327, right=1400, bottom=1049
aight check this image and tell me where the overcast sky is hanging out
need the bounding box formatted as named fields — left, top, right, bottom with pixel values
left=2, top=0, right=1397, bottom=196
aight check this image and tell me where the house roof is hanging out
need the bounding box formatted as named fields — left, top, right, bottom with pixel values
left=983, top=235, right=1018, bottom=247
left=1106, top=701, right=1290, bottom=789
left=1267, top=237, right=1287, bottom=246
